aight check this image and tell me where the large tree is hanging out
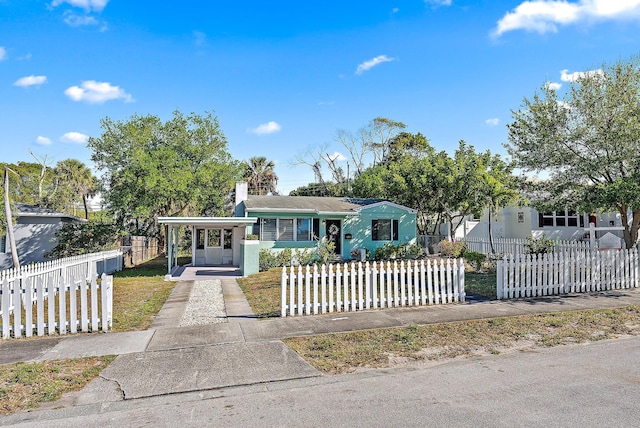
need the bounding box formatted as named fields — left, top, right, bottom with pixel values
left=506, top=56, right=640, bottom=248
left=88, top=110, right=241, bottom=238
left=353, top=137, right=518, bottom=236
left=50, top=159, right=98, bottom=219
left=243, top=156, right=278, bottom=195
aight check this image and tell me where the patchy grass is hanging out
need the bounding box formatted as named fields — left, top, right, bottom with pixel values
left=111, top=256, right=188, bottom=331
left=465, top=271, right=497, bottom=299
left=237, top=268, right=282, bottom=318
left=0, top=256, right=188, bottom=416
left=283, top=305, right=640, bottom=374
left=0, top=356, right=115, bottom=415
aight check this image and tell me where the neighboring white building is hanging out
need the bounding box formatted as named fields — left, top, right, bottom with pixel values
left=0, top=204, right=84, bottom=269
left=455, top=206, right=622, bottom=241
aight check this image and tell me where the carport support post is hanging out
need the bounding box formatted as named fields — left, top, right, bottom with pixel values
left=167, top=225, right=174, bottom=274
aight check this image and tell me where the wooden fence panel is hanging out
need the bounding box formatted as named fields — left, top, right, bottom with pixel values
left=281, top=258, right=466, bottom=317
left=497, top=249, right=640, bottom=299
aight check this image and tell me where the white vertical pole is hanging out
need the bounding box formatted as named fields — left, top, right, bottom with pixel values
left=281, top=267, right=287, bottom=318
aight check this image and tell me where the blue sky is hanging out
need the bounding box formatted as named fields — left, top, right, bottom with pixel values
left=2, top=0, right=640, bottom=194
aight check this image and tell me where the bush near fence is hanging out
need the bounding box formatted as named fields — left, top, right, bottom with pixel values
left=496, top=249, right=639, bottom=300
left=281, top=258, right=465, bottom=317
left=0, top=250, right=122, bottom=339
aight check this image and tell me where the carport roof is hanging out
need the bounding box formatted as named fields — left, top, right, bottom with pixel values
left=158, top=217, right=257, bottom=227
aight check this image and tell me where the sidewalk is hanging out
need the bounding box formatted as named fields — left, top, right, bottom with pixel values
left=2, top=273, right=640, bottom=403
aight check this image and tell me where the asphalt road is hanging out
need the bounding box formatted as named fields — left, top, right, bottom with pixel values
left=5, top=336, right=640, bottom=427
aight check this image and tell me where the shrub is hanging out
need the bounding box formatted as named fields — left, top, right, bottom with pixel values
left=47, top=220, right=122, bottom=258
left=524, top=234, right=556, bottom=255
left=437, top=240, right=466, bottom=258
left=258, top=240, right=336, bottom=271
left=463, top=251, right=486, bottom=272
left=373, top=242, right=425, bottom=261
left=259, top=248, right=293, bottom=271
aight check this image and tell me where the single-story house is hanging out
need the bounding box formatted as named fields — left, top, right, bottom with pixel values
left=0, top=203, right=84, bottom=270
left=159, top=182, right=418, bottom=275
left=235, top=182, right=417, bottom=260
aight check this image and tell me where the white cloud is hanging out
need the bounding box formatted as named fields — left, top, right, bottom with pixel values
left=249, top=121, right=282, bottom=135
left=425, top=0, right=452, bottom=6
left=493, top=0, right=640, bottom=37
left=329, top=151, right=347, bottom=161
left=355, top=55, right=396, bottom=75
left=14, top=75, right=47, bottom=87
left=545, top=81, right=562, bottom=90
left=193, top=30, right=206, bottom=46
left=51, top=0, right=109, bottom=12
left=392, top=7, right=399, bottom=13
left=36, top=136, right=52, bottom=145
left=560, top=68, right=603, bottom=82
left=60, top=132, right=89, bottom=144
left=64, top=80, right=134, bottom=104
left=0, top=47, right=6, bottom=61
left=485, top=118, right=500, bottom=126
left=64, top=13, right=99, bottom=26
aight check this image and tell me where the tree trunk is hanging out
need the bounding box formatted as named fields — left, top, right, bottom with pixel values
left=4, top=168, right=20, bottom=268
left=82, top=194, right=89, bottom=220
left=619, top=206, right=640, bottom=249
left=488, top=206, right=495, bottom=254
left=628, top=208, right=640, bottom=249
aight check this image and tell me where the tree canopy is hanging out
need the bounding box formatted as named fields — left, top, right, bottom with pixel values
left=352, top=136, right=518, bottom=235
left=243, top=156, right=278, bottom=195
left=506, top=55, right=640, bottom=248
left=88, top=110, right=241, bottom=237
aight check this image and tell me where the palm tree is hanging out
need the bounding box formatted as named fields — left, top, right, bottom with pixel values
left=53, top=159, right=98, bottom=219
left=243, top=156, right=278, bottom=195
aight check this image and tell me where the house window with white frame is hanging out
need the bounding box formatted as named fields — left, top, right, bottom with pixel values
left=372, top=219, right=399, bottom=241
left=259, top=218, right=320, bottom=241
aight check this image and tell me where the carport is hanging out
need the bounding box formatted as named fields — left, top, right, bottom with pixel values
left=158, top=217, right=258, bottom=275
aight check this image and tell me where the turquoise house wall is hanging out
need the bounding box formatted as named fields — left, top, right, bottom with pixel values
left=239, top=202, right=416, bottom=260
left=343, top=203, right=417, bottom=258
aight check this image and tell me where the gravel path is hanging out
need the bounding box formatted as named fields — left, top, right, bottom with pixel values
left=179, top=280, right=228, bottom=326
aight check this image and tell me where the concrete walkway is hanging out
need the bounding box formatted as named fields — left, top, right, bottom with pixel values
left=2, top=267, right=640, bottom=404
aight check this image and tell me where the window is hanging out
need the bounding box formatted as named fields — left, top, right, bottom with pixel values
left=278, top=219, right=294, bottom=241
left=196, top=229, right=205, bottom=250
left=258, top=217, right=320, bottom=241
left=260, top=218, right=277, bottom=241
left=295, top=218, right=320, bottom=241
left=538, top=211, right=583, bottom=228
left=297, top=219, right=311, bottom=241
left=207, top=229, right=221, bottom=247
left=372, top=219, right=399, bottom=241
left=223, top=230, right=233, bottom=249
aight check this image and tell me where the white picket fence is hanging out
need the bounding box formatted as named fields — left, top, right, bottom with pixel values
left=281, top=258, right=465, bottom=317
left=464, top=237, right=596, bottom=255
left=496, top=249, right=640, bottom=299
left=0, top=250, right=122, bottom=339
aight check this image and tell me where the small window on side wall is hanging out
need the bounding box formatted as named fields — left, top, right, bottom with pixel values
left=196, top=229, right=205, bottom=250
left=372, top=219, right=399, bottom=241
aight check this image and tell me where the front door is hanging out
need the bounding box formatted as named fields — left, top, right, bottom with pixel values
left=325, top=219, right=341, bottom=255
left=205, top=229, right=234, bottom=265
left=205, top=229, right=222, bottom=265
